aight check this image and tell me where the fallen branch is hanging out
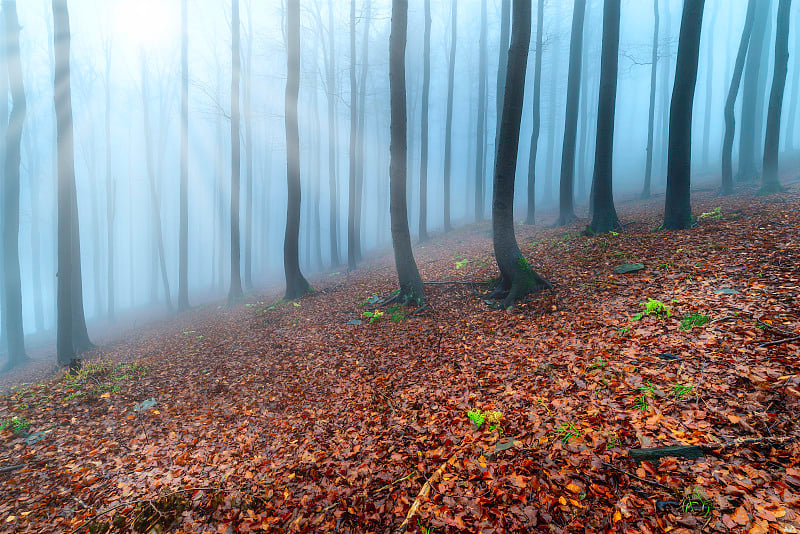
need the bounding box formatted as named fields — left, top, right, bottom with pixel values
left=395, top=456, right=454, bottom=534
left=601, top=462, right=672, bottom=492
left=424, top=280, right=485, bottom=286
left=0, top=463, right=26, bottom=474
left=759, top=336, right=800, bottom=348
left=630, top=435, right=799, bottom=462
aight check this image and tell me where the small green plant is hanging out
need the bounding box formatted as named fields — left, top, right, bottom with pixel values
left=455, top=258, right=470, bottom=269
left=672, top=383, right=695, bottom=401
left=606, top=432, right=621, bottom=449
left=417, top=520, right=435, bottom=534
left=0, top=416, right=30, bottom=435
left=553, top=422, right=582, bottom=444
left=610, top=231, right=619, bottom=237
left=699, top=206, right=722, bottom=220
left=387, top=305, right=406, bottom=322
left=632, top=299, right=672, bottom=321
left=587, top=357, right=607, bottom=371
left=679, top=312, right=710, bottom=331
left=362, top=311, right=385, bottom=324
left=467, top=409, right=503, bottom=431
left=680, top=487, right=712, bottom=516
left=633, top=382, right=656, bottom=413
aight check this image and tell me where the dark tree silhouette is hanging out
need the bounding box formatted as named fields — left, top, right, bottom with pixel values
left=554, top=0, right=586, bottom=227
left=721, top=0, right=757, bottom=195
left=589, top=0, right=621, bottom=234
left=325, top=0, right=340, bottom=267
left=737, top=0, right=771, bottom=182
left=284, top=0, right=310, bottom=300
left=492, top=0, right=550, bottom=309
left=474, top=0, right=488, bottom=221
left=664, top=0, right=705, bottom=230
left=641, top=0, right=659, bottom=199
left=494, top=0, right=510, bottom=152
left=347, top=0, right=357, bottom=270
left=178, top=0, right=189, bottom=310
left=418, top=0, right=431, bottom=242
left=761, top=0, right=793, bottom=193
left=2, top=0, right=28, bottom=370
left=389, top=0, right=424, bottom=305
left=229, top=0, right=243, bottom=303
left=786, top=17, right=799, bottom=151
left=0, top=17, right=5, bottom=351
left=443, top=0, right=457, bottom=232
left=525, top=0, right=544, bottom=225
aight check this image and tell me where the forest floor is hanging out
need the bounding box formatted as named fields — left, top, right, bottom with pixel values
left=2, top=184, right=800, bottom=533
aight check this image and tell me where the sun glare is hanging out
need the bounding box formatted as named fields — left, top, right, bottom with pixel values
left=113, top=0, right=178, bottom=52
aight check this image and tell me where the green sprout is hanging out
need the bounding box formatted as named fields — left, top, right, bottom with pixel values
left=362, top=311, right=385, bottom=324
left=0, top=416, right=30, bottom=435
left=553, top=422, right=582, bottom=444
left=467, top=409, right=503, bottom=431
left=632, top=299, right=672, bottom=321
left=698, top=207, right=722, bottom=220
left=634, top=383, right=656, bottom=413
left=672, top=383, right=695, bottom=401
left=679, top=312, right=710, bottom=331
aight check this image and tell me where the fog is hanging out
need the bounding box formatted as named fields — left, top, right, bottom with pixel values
left=0, top=0, right=798, bottom=365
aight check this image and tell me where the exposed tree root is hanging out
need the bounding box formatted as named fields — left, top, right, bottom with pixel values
left=395, top=455, right=454, bottom=534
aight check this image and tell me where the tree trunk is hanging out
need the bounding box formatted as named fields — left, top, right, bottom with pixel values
left=443, top=0, right=457, bottom=232
left=141, top=61, right=173, bottom=312
left=53, top=0, right=80, bottom=366
left=474, top=0, right=488, bottom=221
left=544, top=1, right=562, bottom=204
left=311, top=59, right=323, bottom=269
left=494, top=0, right=511, bottom=156
left=664, top=0, right=705, bottom=231
left=0, top=15, right=8, bottom=352
left=492, top=0, right=550, bottom=310
left=785, top=17, right=799, bottom=151
left=284, top=0, right=310, bottom=300
left=721, top=0, right=757, bottom=195
left=642, top=0, right=659, bottom=198
left=738, top=0, right=772, bottom=182
left=417, top=0, right=432, bottom=242
left=589, top=0, right=621, bottom=234
left=525, top=0, right=544, bottom=225
left=576, top=4, right=592, bottom=205
left=761, top=0, right=793, bottom=192
left=657, top=2, right=672, bottom=182
left=701, top=3, right=716, bottom=169
left=178, top=0, right=190, bottom=309
left=24, top=122, right=44, bottom=332
left=555, top=0, right=587, bottom=227
left=389, top=0, right=425, bottom=305
left=229, top=0, right=243, bottom=303
left=326, top=0, right=340, bottom=268
left=355, top=0, right=370, bottom=258
left=2, top=1, right=28, bottom=370
left=347, top=0, right=358, bottom=270
left=104, top=43, right=115, bottom=320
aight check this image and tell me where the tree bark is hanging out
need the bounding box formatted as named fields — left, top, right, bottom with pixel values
left=325, top=0, right=340, bottom=268
left=554, top=0, right=586, bottom=227
left=701, top=3, right=716, bottom=169
left=443, top=0, right=457, bottom=232
left=589, top=0, right=621, bottom=234
left=494, top=0, right=511, bottom=155
left=178, top=0, right=190, bottom=309
left=738, top=0, right=772, bottom=182
left=389, top=0, right=425, bottom=305
left=284, top=0, right=310, bottom=300
left=641, top=0, right=660, bottom=198
left=544, top=1, right=562, bottom=204
left=2, top=1, right=28, bottom=370
left=418, top=0, right=431, bottom=242
left=721, top=0, right=757, bottom=195
left=244, top=1, right=254, bottom=289
left=524, top=0, right=544, bottom=225
left=229, top=0, right=243, bottom=303
left=785, top=16, right=799, bottom=151
left=492, top=0, right=550, bottom=310
left=347, top=0, right=358, bottom=270
left=761, top=0, right=793, bottom=192
left=474, top=0, right=488, bottom=221
left=104, top=42, right=115, bottom=320
left=663, top=0, right=705, bottom=231
left=355, top=0, right=371, bottom=259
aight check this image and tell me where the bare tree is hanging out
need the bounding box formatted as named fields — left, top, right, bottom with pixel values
left=641, top=0, right=659, bottom=199
left=474, top=0, right=488, bottom=221
left=178, top=0, right=190, bottom=309
left=347, top=0, right=358, bottom=269
left=229, top=0, right=243, bottom=303
left=443, top=0, right=458, bottom=232
left=418, top=0, right=431, bottom=241
left=525, top=0, right=544, bottom=225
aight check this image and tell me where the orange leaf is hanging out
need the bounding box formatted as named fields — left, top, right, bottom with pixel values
left=732, top=506, right=749, bottom=526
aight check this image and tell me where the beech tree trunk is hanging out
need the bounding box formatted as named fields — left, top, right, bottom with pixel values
left=389, top=0, right=424, bottom=305
left=555, top=0, right=586, bottom=227
left=761, top=0, right=793, bottom=192
left=785, top=17, right=799, bottom=151
left=525, top=0, right=544, bottom=225
left=474, top=0, right=488, bottom=221
left=664, top=0, right=705, bottom=231
left=418, top=0, right=431, bottom=242
left=544, top=1, right=562, bottom=204
left=642, top=0, right=660, bottom=198
left=326, top=0, right=340, bottom=267
left=229, top=0, right=243, bottom=303
left=701, top=3, right=717, bottom=168
left=244, top=1, right=254, bottom=289
left=2, top=1, right=28, bottom=370
left=178, top=0, right=189, bottom=309
left=494, top=0, right=511, bottom=153
left=721, top=0, right=757, bottom=195
left=589, top=0, right=621, bottom=234
left=284, top=0, right=310, bottom=300
left=355, top=0, right=370, bottom=260
left=347, top=0, right=357, bottom=270
left=492, top=0, right=550, bottom=310
left=443, top=0, right=457, bottom=232
left=104, top=43, right=115, bottom=320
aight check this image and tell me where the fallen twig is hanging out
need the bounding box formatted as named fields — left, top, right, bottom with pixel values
left=759, top=336, right=800, bottom=348
left=0, top=463, right=26, bottom=474
left=424, top=280, right=485, bottom=286
left=395, top=456, right=455, bottom=534
left=601, top=462, right=673, bottom=492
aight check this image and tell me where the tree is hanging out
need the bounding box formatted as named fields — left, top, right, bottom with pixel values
left=178, top=0, right=189, bottom=310
left=641, top=0, right=659, bottom=199
left=761, top=0, right=793, bottom=193
left=284, top=0, right=310, bottom=300
left=347, top=0, right=357, bottom=270
left=721, top=0, right=757, bottom=195
left=418, top=0, right=431, bottom=242
left=354, top=0, right=370, bottom=258
left=663, top=0, right=705, bottom=230
left=103, top=41, right=115, bottom=320
left=389, top=0, right=424, bottom=305
left=2, top=0, right=28, bottom=370
left=229, top=0, right=243, bottom=303
left=785, top=16, right=799, bottom=151
left=701, top=2, right=717, bottom=168
left=325, top=0, right=340, bottom=267
left=589, top=0, right=621, bottom=234
left=525, top=0, right=544, bottom=225
left=737, top=0, right=772, bottom=182
left=443, top=0, right=457, bottom=232
left=554, top=0, right=587, bottom=227
left=492, top=0, right=550, bottom=310
left=474, top=0, right=488, bottom=221
left=243, top=0, right=254, bottom=290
